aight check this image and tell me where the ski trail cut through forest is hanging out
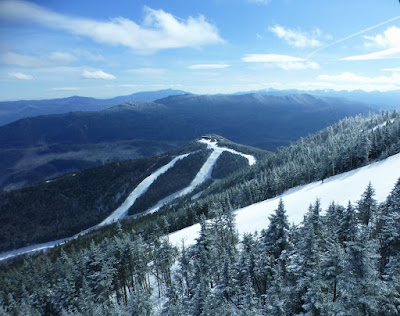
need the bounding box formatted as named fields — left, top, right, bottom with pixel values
left=98, top=153, right=190, bottom=226
left=0, top=154, right=190, bottom=261
left=168, top=152, right=400, bottom=248
left=0, top=140, right=256, bottom=261
left=141, top=138, right=257, bottom=214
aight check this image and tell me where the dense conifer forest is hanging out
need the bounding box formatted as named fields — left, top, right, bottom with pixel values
left=1, top=181, right=400, bottom=315
left=0, top=155, right=176, bottom=252
left=1, top=110, right=400, bottom=315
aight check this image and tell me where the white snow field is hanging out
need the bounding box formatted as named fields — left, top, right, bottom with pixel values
left=168, top=152, right=400, bottom=248
left=144, top=138, right=257, bottom=213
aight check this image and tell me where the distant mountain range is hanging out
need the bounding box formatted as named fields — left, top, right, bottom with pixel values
left=235, top=88, right=400, bottom=110
left=0, top=93, right=374, bottom=192
left=0, top=89, right=187, bottom=126
left=2, top=88, right=399, bottom=127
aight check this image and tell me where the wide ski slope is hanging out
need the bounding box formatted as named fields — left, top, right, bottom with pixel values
left=169, top=152, right=400, bottom=247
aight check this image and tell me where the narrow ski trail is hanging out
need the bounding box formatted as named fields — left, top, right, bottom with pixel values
left=98, top=153, right=190, bottom=226
left=144, top=138, right=257, bottom=214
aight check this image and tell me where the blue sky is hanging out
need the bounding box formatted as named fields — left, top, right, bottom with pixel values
left=0, top=0, right=400, bottom=100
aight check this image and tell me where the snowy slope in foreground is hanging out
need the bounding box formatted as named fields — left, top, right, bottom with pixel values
left=169, top=152, right=400, bottom=247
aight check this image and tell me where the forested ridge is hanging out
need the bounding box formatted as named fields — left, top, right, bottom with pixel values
left=0, top=138, right=266, bottom=253
left=0, top=155, right=171, bottom=252
left=0, top=110, right=400, bottom=314
left=118, top=110, right=400, bottom=242
left=161, top=110, right=400, bottom=221
left=0, top=141, right=209, bottom=253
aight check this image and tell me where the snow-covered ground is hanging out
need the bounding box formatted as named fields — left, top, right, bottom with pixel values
left=98, top=153, right=190, bottom=226
left=199, top=138, right=256, bottom=166
left=145, top=139, right=256, bottom=213
left=372, top=119, right=394, bottom=131
left=0, top=225, right=96, bottom=262
left=168, top=152, right=400, bottom=248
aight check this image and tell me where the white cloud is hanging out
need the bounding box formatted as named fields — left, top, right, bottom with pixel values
left=242, top=54, right=304, bottom=63
left=0, top=52, right=46, bottom=67
left=343, top=26, right=400, bottom=61
left=8, top=72, right=34, bottom=80
left=73, top=50, right=104, bottom=62
left=269, top=24, right=322, bottom=48
left=127, top=68, right=166, bottom=75
left=242, top=54, right=319, bottom=70
left=49, top=52, right=77, bottom=64
left=382, top=68, right=400, bottom=72
left=342, top=47, right=400, bottom=60
left=0, top=1, right=223, bottom=53
left=188, top=64, right=230, bottom=70
left=295, top=81, right=400, bottom=92
left=318, top=72, right=400, bottom=86
left=82, top=69, right=116, bottom=80
left=364, top=26, right=400, bottom=49
left=279, top=61, right=319, bottom=71
left=0, top=51, right=78, bottom=67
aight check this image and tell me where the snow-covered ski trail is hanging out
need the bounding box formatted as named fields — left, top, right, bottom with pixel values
left=143, top=138, right=257, bottom=214
left=98, top=153, right=190, bottom=226
left=168, top=152, right=400, bottom=248
left=199, top=138, right=256, bottom=166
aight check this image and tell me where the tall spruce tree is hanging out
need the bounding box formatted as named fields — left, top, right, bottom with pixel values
left=338, top=201, right=358, bottom=246
left=262, top=199, right=289, bottom=261
left=341, top=229, right=383, bottom=315
left=357, top=182, right=377, bottom=228
left=298, top=201, right=326, bottom=315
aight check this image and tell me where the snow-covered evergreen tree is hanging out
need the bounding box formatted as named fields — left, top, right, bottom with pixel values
left=357, top=182, right=377, bottom=228
left=262, top=199, right=289, bottom=261
left=341, top=229, right=383, bottom=315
